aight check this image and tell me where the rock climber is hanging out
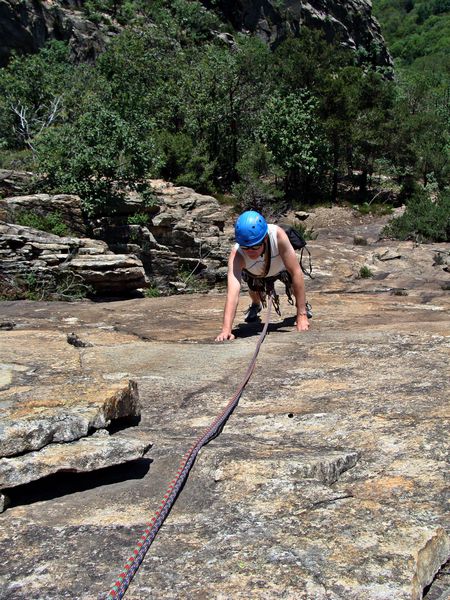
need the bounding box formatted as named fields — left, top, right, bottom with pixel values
left=215, top=210, right=310, bottom=342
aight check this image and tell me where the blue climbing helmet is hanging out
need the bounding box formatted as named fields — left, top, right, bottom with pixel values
left=235, top=211, right=268, bottom=247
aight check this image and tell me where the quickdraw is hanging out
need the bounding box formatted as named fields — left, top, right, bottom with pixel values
left=242, top=270, right=294, bottom=317
left=101, top=295, right=274, bottom=599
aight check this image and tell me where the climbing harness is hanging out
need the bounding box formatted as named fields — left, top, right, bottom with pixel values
left=102, top=295, right=274, bottom=599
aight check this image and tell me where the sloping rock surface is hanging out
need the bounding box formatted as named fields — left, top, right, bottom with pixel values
left=0, top=220, right=448, bottom=599
left=0, top=322, right=148, bottom=495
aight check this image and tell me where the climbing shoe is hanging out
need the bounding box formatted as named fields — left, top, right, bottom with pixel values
left=244, top=303, right=262, bottom=323
left=306, top=301, right=313, bottom=319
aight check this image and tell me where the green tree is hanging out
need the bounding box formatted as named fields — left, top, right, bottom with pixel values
left=179, top=37, right=272, bottom=187
left=342, top=68, right=395, bottom=195
left=259, top=92, right=330, bottom=202
left=383, top=187, right=450, bottom=242
left=0, top=41, right=74, bottom=153
left=272, top=31, right=352, bottom=94
left=34, top=103, right=161, bottom=215
left=389, top=68, right=449, bottom=190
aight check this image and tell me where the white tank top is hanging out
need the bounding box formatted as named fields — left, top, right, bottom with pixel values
left=235, top=224, right=286, bottom=277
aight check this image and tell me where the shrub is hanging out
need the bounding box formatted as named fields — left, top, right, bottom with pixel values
left=177, top=267, right=209, bottom=293
left=356, top=201, right=394, bottom=216
left=382, top=188, right=450, bottom=242
left=16, top=211, right=70, bottom=236
left=0, top=271, right=92, bottom=301
left=145, top=284, right=161, bottom=298
left=34, top=103, right=161, bottom=217
left=294, top=221, right=318, bottom=242
left=359, top=265, right=373, bottom=278
left=0, top=149, right=34, bottom=171
left=127, top=213, right=149, bottom=226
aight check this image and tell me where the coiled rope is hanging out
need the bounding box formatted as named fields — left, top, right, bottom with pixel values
left=102, top=296, right=274, bottom=599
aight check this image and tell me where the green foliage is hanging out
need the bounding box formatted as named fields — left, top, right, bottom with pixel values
left=34, top=102, right=161, bottom=216
left=259, top=91, right=330, bottom=201
left=356, top=202, right=394, bottom=216
left=127, top=213, right=149, bottom=226
left=141, top=188, right=160, bottom=209
left=383, top=188, right=450, bottom=242
left=145, top=283, right=161, bottom=297
left=272, top=31, right=352, bottom=93
left=390, top=69, right=449, bottom=188
left=178, top=37, right=272, bottom=186
left=0, top=271, right=92, bottom=301
left=0, top=0, right=446, bottom=221
left=0, top=41, right=74, bottom=151
left=177, top=267, right=209, bottom=293
left=16, top=211, right=70, bottom=236
left=359, top=265, right=374, bottom=278
left=156, top=131, right=216, bottom=192
left=0, top=148, right=34, bottom=170
left=293, top=222, right=318, bottom=242
left=373, top=0, right=450, bottom=67
left=232, top=142, right=283, bottom=213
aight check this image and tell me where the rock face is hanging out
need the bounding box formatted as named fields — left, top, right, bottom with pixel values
left=0, top=221, right=147, bottom=295
left=0, top=220, right=448, bottom=598
left=0, top=0, right=108, bottom=67
left=205, top=0, right=393, bottom=69
left=1, top=0, right=391, bottom=71
left=0, top=326, right=149, bottom=504
left=0, top=181, right=233, bottom=296
left=0, top=169, right=34, bottom=198
left=0, top=430, right=150, bottom=489
left=92, top=180, right=233, bottom=288
left=0, top=192, right=86, bottom=235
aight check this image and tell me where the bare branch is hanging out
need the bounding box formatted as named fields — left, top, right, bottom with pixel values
left=10, top=94, right=63, bottom=154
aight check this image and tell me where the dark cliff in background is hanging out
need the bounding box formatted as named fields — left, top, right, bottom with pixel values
left=0, top=0, right=392, bottom=69
left=0, top=0, right=108, bottom=66
left=203, top=0, right=392, bottom=69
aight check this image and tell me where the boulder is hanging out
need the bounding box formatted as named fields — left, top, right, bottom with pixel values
left=0, top=193, right=86, bottom=235
left=0, top=222, right=147, bottom=295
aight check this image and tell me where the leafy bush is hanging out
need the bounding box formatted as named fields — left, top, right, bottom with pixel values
left=259, top=91, right=331, bottom=201
left=356, top=201, right=394, bottom=216
left=177, top=267, right=209, bottom=293
left=156, top=131, right=215, bottom=191
left=145, top=284, right=161, bottom=298
left=0, top=149, right=34, bottom=170
left=359, top=265, right=374, bottom=278
left=0, top=271, right=92, bottom=301
left=382, top=188, right=450, bottom=242
left=127, top=213, right=148, bottom=226
left=232, top=142, right=284, bottom=213
left=0, top=41, right=74, bottom=152
left=16, top=211, right=70, bottom=236
left=34, top=103, right=161, bottom=216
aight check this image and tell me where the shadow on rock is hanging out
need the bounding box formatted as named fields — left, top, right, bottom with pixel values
left=233, top=315, right=297, bottom=338
left=4, top=457, right=152, bottom=508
